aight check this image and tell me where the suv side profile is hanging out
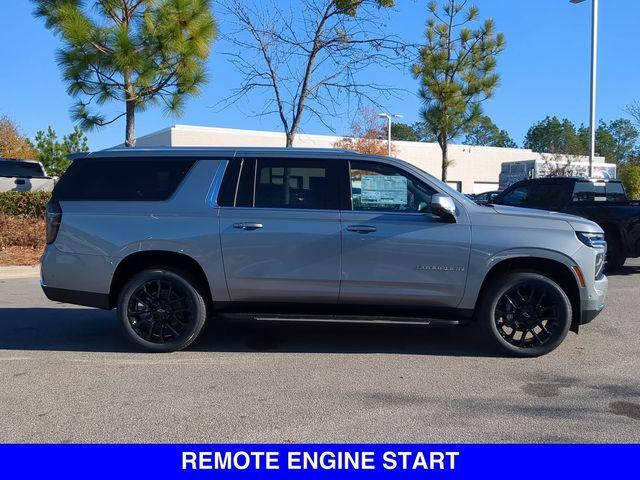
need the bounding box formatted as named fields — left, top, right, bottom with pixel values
left=41, top=148, right=608, bottom=356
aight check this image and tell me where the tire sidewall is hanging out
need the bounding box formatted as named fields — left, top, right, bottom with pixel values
left=481, top=272, right=572, bottom=357
left=117, top=269, right=207, bottom=353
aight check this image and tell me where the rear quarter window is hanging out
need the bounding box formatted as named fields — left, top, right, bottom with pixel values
left=51, top=159, right=195, bottom=201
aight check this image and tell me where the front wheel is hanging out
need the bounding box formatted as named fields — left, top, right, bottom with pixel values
left=478, top=272, right=572, bottom=357
left=117, top=268, right=208, bottom=352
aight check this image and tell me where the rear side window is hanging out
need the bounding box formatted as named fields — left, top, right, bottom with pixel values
left=255, top=159, right=338, bottom=210
left=0, top=160, right=46, bottom=178
left=572, top=181, right=627, bottom=202
left=218, top=158, right=339, bottom=210
left=52, top=159, right=195, bottom=201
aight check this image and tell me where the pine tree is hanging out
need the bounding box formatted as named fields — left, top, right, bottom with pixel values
left=412, top=1, right=505, bottom=181
left=33, top=0, right=217, bottom=146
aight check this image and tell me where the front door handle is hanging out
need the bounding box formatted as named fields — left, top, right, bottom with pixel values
left=233, top=222, right=263, bottom=231
left=347, top=225, right=377, bottom=234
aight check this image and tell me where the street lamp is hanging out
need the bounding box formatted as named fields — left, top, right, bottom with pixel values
left=378, top=113, right=403, bottom=156
left=571, top=0, right=599, bottom=177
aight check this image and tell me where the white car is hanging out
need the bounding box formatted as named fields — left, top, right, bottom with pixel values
left=0, top=158, right=56, bottom=192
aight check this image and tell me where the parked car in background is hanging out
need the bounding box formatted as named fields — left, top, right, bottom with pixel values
left=494, top=177, right=640, bottom=271
left=0, top=158, right=55, bottom=192
left=41, top=147, right=607, bottom=357
left=471, top=190, right=502, bottom=205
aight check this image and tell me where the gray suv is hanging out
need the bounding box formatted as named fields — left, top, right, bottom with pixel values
left=41, top=148, right=608, bottom=356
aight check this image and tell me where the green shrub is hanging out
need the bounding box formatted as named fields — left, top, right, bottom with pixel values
left=620, top=164, right=640, bottom=200
left=0, top=191, right=51, bottom=217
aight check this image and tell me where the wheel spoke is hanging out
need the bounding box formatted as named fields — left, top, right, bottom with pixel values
left=504, top=294, right=518, bottom=309
left=165, top=323, right=180, bottom=337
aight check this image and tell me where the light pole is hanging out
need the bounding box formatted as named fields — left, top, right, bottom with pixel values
left=571, top=0, right=599, bottom=177
left=378, top=113, right=403, bottom=156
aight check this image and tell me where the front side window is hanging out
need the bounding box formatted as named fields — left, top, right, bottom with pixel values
left=349, top=161, right=436, bottom=213
left=255, top=159, right=338, bottom=210
left=500, top=186, right=529, bottom=206
left=501, top=184, right=564, bottom=210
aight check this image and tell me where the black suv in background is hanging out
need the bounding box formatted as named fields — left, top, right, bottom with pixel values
left=494, top=177, right=640, bottom=271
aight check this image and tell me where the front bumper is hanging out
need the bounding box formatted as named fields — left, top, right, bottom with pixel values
left=580, top=274, right=608, bottom=325
left=581, top=304, right=605, bottom=325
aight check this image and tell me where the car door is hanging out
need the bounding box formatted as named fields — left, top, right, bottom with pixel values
left=219, top=157, right=342, bottom=304
left=339, top=160, right=471, bottom=309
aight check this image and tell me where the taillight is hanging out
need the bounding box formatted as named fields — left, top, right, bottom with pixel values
left=45, top=201, right=62, bottom=244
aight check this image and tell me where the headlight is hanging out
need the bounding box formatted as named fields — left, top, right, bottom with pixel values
left=576, top=232, right=607, bottom=278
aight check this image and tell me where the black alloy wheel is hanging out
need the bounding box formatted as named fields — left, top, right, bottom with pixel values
left=494, top=282, right=560, bottom=349
left=127, top=279, right=194, bottom=344
left=480, top=272, right=572, bottom=357
left=118, top=269, right=208, bottom=352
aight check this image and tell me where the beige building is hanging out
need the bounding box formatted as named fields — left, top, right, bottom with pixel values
left=133, top=124, right=604, bottom=194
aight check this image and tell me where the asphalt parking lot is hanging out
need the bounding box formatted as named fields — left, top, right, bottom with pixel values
left=1, top=261, right=639, bottom=443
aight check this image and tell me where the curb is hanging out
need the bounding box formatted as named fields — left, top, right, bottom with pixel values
left=0, top=265, right=41, bottom=279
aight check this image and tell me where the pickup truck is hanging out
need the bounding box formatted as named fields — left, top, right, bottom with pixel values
left=493, top=177, right=640, bottom=271
left=0, top=158, right=56, bottom=192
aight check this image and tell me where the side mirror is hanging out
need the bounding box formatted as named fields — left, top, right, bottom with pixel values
left=431, top=194, right=457, bottom=222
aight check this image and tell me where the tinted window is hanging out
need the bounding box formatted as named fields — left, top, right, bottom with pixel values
left=52, top=159, right=195, bottom=201
left=0, top=160, right=46, bottom=178
left=253, top=159, right=338, bottom=210
left=501, top=183, right=565, bottom=210
left=217, top=160, right=242, bottom=207
left=350, top=161, right=436, bottom=213
left=572, top=181, right=627, bottom=202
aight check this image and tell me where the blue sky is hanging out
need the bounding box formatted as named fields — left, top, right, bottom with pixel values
left=1, top=0, right=639, bottom=150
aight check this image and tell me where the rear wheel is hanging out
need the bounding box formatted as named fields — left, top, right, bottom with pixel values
left=479, top=272, right=572, bottom=357
left=117, top=268, right=208, bottom=352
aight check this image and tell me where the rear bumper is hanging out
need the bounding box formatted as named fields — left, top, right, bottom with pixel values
left=41, top=284, right=111, bottom=309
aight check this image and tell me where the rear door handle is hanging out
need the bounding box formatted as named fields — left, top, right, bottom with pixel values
left=347, top=225, right=377, bottom=234
left=233, top=222, right=263, bottom=231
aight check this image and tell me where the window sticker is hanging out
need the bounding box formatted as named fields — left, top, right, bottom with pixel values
left=360, top=175, right=407, bottom=206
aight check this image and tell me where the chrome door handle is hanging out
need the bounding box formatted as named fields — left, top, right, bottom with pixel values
left=233, top=222, right=263, bottom=231
left=347, top=225, right=377, bottom=234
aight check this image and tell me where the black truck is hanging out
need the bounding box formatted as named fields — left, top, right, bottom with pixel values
left=492, top=177, right=640, bottom=272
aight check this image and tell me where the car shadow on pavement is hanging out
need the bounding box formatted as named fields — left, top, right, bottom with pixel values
left=0, top=307, right=499, bottom=357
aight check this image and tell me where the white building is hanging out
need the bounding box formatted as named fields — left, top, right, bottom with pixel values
left=132, top=124, right=605, bottom=194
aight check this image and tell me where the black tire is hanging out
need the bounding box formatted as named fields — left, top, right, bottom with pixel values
left=604, top=232, right=626, bottom=273
left=117, top=268, right=208, bottom=352
left=478, top=272, right=572, bottom=357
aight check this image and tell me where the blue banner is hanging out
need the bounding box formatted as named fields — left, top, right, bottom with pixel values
left=0, top=444, right=636, bottom=479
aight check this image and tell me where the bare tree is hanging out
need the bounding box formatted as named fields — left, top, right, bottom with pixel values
left=216, top=0, right=410, bottom=147
left=626, top=101, right=640, bottom=129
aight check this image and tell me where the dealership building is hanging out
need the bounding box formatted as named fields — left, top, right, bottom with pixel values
left=133, top=124, right=604, bottom=194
